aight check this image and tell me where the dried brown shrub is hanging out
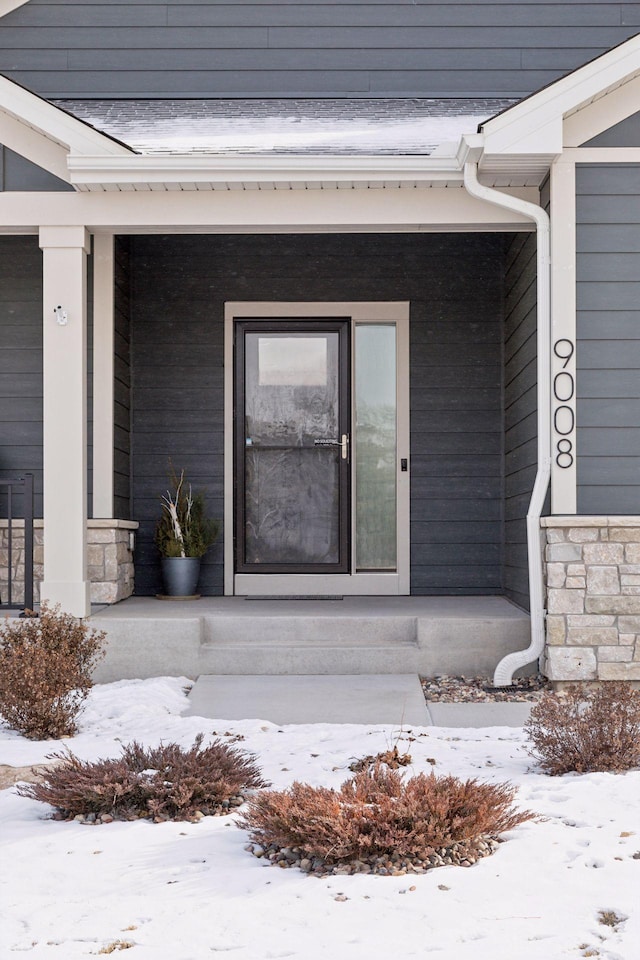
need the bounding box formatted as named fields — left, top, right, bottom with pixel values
left=0, top=604, right=105, bottom=739
left=348, top=745, right=412, bottom=772
left=19, top=734, right=269, bottom=821
left=238, top=763, right=533, bottom=864
left=525, top=682, right=640, bottom=775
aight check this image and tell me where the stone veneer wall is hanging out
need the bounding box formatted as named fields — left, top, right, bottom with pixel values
left=543, top=517, right=640, bottom=682
left=0, top=519, right=138, bottom=607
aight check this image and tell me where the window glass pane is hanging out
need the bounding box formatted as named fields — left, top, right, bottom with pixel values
left=244, top=331, right=340, bottom=564
left=258, top=336, right=327, bottom=386
left=355, top=324, right=397, bottom=571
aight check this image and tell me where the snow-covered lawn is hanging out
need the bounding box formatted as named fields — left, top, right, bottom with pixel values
left=1, top=677, right=639, bottom=960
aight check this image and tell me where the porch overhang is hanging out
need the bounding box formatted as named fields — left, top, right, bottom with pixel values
left=0, top=185, right=540, bottom=234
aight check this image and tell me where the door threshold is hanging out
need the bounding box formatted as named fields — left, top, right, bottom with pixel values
left=245, top=595, right=344, bottom=601
left=233, top=572, right=405, bottom=596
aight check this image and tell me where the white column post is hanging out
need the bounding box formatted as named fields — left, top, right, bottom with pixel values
left=550, top=159, right=578, bottom=514
left=39, top=225, right=91, bottom=617
left=92, top=233, right=115, bottom=519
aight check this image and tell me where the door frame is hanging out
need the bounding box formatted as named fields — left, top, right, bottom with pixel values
left=224, top=301, right=410, bottom=596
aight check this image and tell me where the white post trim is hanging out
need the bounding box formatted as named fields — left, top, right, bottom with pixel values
left=92, top=233, right=115, bottom=519
left=39, top=225, right=91, bottom=617
left=550, top=159, right=577, bottom=514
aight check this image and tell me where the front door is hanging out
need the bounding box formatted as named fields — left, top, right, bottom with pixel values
left=235, top=320, right=351, bottom=573
left=225, top=301, right=410, bottom=596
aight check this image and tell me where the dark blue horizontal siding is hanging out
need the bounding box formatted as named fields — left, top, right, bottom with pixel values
left=0, top=1, right=636, bottom=98
left=0, top=145, right=71, bottom=192
left=576, top=164, right=640, bottom=515
left=129, top=232, right=506, bottom=597
left=586, top=109, right=640, bottom=147
left=0, top=236, right=43, bottom=518
left=503, top=231, right=536, bottom=611
left=113, top=238, right=131, bottom=519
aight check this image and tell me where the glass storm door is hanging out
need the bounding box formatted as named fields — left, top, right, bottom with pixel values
left=235, top=320, right=350, bottom=573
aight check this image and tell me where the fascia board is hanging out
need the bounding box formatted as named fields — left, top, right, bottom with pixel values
left=563, top=73, right=640, bottom=146
left=484, top=115, right=563, bottom=157
left=0, top=107, right=70, bottom=180
left=482, top=34, right=640, bottom=156
left=67, top=153, right=464, bottom=187
left=0, top=186, right=539, bottom=231
left=0, top=76, right=133, bottom=157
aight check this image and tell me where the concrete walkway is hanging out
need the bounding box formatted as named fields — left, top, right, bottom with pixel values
left=186, top=674, right=533, bottom=727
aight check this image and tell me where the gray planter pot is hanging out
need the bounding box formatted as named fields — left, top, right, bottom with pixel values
left=160, top=556, right=201, bottom=597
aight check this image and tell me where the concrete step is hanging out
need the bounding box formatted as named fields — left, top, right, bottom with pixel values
left=199, top=641, right=419, bottom=676
left=89, top=596, right=531, bottom=683
left=202, top=614, right=416, bottom=646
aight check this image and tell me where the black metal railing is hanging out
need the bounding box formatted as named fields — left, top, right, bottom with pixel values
left=0, top=474, right=34, bottom=612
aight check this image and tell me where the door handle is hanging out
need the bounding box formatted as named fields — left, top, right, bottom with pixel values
left=313, top=434, right=350, bottom=460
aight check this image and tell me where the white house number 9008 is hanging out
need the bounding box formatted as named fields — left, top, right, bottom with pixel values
left=553, top=338, right=575, bottom=468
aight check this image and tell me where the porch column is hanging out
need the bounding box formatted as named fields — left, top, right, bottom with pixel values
left=39, top=225, right=91, bottom=617
left=550, top=159, right=577, bottom=514
left=92, top=233, right=115, bottom=519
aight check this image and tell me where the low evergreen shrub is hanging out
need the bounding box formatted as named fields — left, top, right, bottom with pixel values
left=525, top=681, right=640, bottom=775
left=238, top=763, right=533, bottom=873
left=0, top=604, right=105, bottom=739
left=19, top=734, right=269, bottom=822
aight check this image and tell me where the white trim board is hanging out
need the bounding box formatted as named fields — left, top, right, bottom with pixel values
left=0, top=186, right=539, bottom=232
left=92, top=234, right=115, bottom=519
left=224, top=301, right=410, bottom=597
left=481, top=34, right=640, bottom=157
left=564, top=74, right=640, bottom=147
left=0, top=76, right=132, bottom=160
left=550, top=160, right=577, bottom=514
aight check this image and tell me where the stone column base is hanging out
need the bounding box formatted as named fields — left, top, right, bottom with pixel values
left=0, top=519, right=138, bottom=608
left=542, top=516, right=640, bottom=682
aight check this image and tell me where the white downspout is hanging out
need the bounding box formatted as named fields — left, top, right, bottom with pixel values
left=462, top=160, right=551, bottom=686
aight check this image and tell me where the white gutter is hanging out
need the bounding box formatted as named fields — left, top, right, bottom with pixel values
left=67, top=153, right=464, bottom=188
left=462, top=158, right=551, bottom=686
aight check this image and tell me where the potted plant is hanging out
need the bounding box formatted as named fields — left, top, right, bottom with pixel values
left=155, top=466, right=220, bottom=598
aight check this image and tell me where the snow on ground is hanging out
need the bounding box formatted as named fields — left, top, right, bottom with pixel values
left=1, top=677, right=639, bottom=960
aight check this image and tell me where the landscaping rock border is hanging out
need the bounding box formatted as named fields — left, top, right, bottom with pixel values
left=245, top=836, right=501, bottom=876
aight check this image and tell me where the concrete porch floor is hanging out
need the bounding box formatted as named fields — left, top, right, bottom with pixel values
left=89, top=595, right=531, bottom=683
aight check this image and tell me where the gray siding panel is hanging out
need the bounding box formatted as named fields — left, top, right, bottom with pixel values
left=129, top=233, right=506, bottom=597
left=586, top=110, right=640, bottom=147
left=113, top=237, right=131, bottom=519
left=576, top=164, right=640, bottom=514
left=0, top=1, right=636, bottom=98
left=0, top=146, right=72, bottom=192
left=0, top=236, right=94, bottom=521
left=0, top=236, right=43, bottom=517
left=503, top=231, right=537, bottom=610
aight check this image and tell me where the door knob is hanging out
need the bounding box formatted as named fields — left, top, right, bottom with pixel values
left=313, top=435, right=350, bottom=460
